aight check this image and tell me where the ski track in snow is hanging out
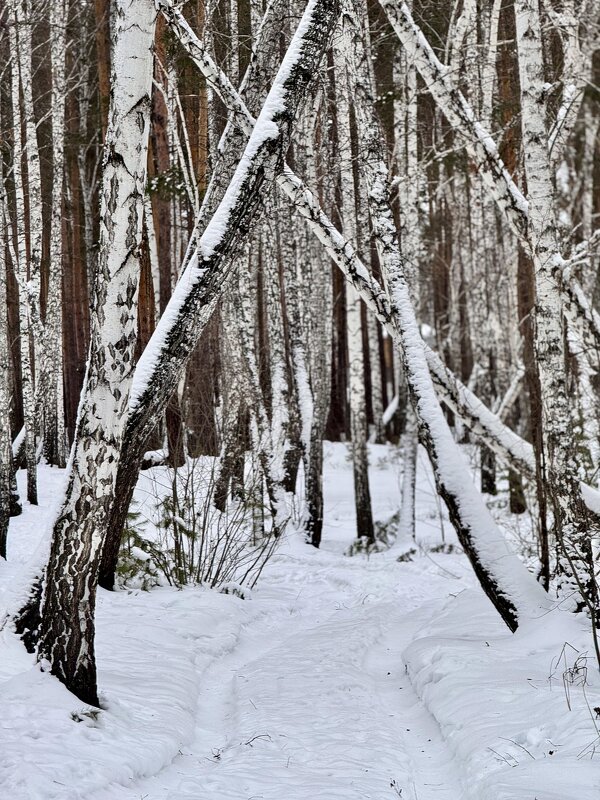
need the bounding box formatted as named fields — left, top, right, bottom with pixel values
left=3, top=442, right=600, bottom=799
left=89, top=563, right=465, bottom=800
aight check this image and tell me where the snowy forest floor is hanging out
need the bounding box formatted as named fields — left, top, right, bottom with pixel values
left=1, top=443, right=600, bottom=800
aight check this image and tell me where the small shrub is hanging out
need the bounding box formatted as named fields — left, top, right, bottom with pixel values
left=117, top=457, right=278, bottom=592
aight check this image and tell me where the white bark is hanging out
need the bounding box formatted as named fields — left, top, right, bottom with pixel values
left=129, top=0, right=340, bottom=432
left=516, top=0, right=599, bottom=611
left=0, top=162, right=12, bottom=558
left=8, top=5, right=37, bottom=505
left=263, top=213, right=292, bottom=492
left=18, top=0, right=158, bottom=706
left=395, top=5, right=421, bottom=535
left=547, top=0, right=596, bottom=164
left=13, top=0, right=44, bottom=341
left=334, top=30, right=374, bottom=542
left=380, top=0, right=597, bottom=345
left=45, top=0, right=68, bottom=467
left=339, top=0, right=549, bottom=627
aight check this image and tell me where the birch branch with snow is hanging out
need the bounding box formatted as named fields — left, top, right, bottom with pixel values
left=378, top=0, right=600, bottom=346
left=128, top=0, right=340, bottom=449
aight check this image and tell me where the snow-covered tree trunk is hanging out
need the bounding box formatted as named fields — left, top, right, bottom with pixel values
left=0, top=169, right=12, bottom=558
left=235, top=242, right=288, bottom=528
left=548, top=0, right=595, bottom=166
left=295, top=98, right=331, bottom=547
left=263, top=212, right=293, bottom=497
left=98, top=0, right=341, bottom=584
left=395, top=7, right=421, bottom=538
left=381, top=0, right=596, bottom=349
left=16, top=0, right=157, bottom=706
left=515, top=0, right=599, bottom=612
left=366, top=314, right=384, bottom=442
left=214, top=284, right=249, bottom=512
left=398, top=409, right=418, bottom=541
left=282, top=202, right=315, bottom=489
left=13, top=0, right=44, bottom=350
left=341, top=0, right=548, bottom=629
left=44, top=0, right=68, bottom=468
left=13, top=0, right=49, bottom=475
left=380, top=0, right=529, bottom=242
left=334, top=33, right=374, bottom=544
left=8, top=5, right=37, bottom=506
left=459, top=1, right=499, bottom=494
left=275, top=199, right=304, bottom=493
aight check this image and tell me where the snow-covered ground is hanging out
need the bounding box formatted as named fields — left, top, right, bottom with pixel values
left=1, top=443, right=599, bottom=799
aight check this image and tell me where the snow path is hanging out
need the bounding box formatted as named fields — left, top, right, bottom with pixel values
left=4, top=444, right=598, bottom=799
left=88, top=541, right=467, bottom=800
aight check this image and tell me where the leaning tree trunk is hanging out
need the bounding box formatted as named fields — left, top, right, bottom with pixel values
left=341, top=0, right=548, bottom=629
left=98, top=0, right=341, bottom=587
left=16, top=0, right=158, bottom=706
left=381, top=0, right=597, bottom=354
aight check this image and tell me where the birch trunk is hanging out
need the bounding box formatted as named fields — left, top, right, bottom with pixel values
left=263, top=211, right=293, bottom=498
left=8, top=5, right=37, bottom=505
left=13, top=0, right=48, bottom=473
left=16, top=0, right=157, bottom=706
left=341, top=0, right=548, bottom=628
left=380, top=0, right=595, bottom=343
left=45, top=0, right=68, bottom=468
left=395, top=10, right=421, bottom=538
left=295, top=98, right=331, bottom=547
left=0, top=171, right=12, bottom=558
left=334, top=34, right=374, bottom=544
left=515, top=0, right=599, bottom=612
left=236, top=242, right=288, bottom=527
left=98, top=0, right=340, bottom=585
left=214, top=287, right=248, bottom=512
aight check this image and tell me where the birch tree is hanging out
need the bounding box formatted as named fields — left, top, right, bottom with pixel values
left=0, top=161, right=12, bottom=559
left=515, top=0, right=599, bottom=613
left=334, top=31, right=374, bottom=545
left=16, top=0, right=158, bottom=706
left=8, top=1, right=37, bottom=505
left=15, top=0, right=339, bottom=706
left=44, top=0, right=68, bottom=468
left=100, top=0, right=340, bottom=586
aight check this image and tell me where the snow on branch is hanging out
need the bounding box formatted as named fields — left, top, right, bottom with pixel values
left=379, top=0, right=600, bottom=345
left=127, top=0, right=339, bottom=439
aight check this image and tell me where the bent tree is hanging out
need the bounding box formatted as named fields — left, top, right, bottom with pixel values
left=98, top=0, right=555, bottom=628
left=17, top=0, right=341, bottom=705
left=380, top=0, right=600, bottom=616
left=100, top=0, right=341, bottom=588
